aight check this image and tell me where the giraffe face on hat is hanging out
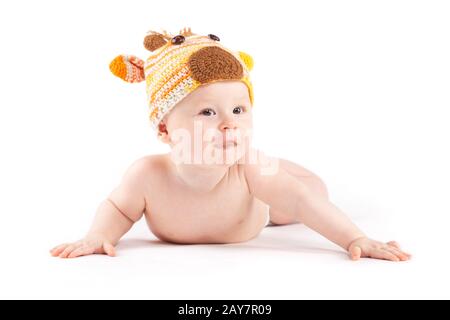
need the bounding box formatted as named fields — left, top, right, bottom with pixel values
left=143, top=29, right=245, bottom=84
left=110, top=27, right=254, bottom=84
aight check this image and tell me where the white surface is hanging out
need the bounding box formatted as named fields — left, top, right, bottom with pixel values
left=1, top=217, right=448, bottom=299
left=1, top=0, right=450, bottom=299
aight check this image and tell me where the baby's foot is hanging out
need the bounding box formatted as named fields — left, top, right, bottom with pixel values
left=50, top=234, right=116, bottom=258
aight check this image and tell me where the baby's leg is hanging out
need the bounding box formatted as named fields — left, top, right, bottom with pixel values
left=269, top=158, right=329, bottom=225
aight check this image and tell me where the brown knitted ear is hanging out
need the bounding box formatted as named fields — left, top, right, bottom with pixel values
left=143, top=33, right=168, bottom=52
left=188, top=46, right=243, bottom=83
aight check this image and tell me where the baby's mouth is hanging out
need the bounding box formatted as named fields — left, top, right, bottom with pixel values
left=215, top=140, right=237, bottom=149
left=224, top=141, right=237, bottom=148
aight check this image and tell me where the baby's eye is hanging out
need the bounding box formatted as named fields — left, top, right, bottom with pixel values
left=233, top=106, right=245, bottom=114
left=199, top=108, right=216, bottom=116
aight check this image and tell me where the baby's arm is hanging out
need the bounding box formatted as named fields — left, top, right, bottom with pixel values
left=50, top=160, right=147, bottom=258
left=244, top=152, right=410, bottom=261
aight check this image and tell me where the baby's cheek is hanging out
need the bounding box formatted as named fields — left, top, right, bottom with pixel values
left=242, top=116, right=253, bottom=130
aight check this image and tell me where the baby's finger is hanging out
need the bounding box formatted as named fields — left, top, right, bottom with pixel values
left=387, top=241, right=412, bottom=258
left=50, top=243, right=70, bottom=256
left=50, top=243, right=68, bottom=252
left=103, top=242, right=116, bottom=257
left=349, top=246, right=362, bottom=261
left=59, top=244, right=81, bottom=258
left=372, top=249, right=400, bottom=262
left=387, top=241, right=401, bottom=249
left=396, top=249, right=412, bottom=259
left=384, top=247, right=410, bottom=261
left=68, top=246, right=95, bottom=258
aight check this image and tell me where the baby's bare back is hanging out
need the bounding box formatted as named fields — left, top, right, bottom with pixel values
left=141, top=154, right=269, bottom=244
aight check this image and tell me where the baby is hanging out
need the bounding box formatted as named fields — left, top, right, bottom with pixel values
left=50, top=27, right=410, bottom=261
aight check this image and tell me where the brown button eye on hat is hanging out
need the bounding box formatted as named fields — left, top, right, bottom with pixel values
left=171, top=35, right=185, bottom=45
left=208, top=34, right=220, bottom=41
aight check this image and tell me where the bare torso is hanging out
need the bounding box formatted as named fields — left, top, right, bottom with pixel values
left=141, top=154, right=269, bottom=244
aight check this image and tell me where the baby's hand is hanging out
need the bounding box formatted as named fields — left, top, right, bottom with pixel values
left=50, top=234, right=116, bottom=259
left=347, top=237, right=411, bottom=262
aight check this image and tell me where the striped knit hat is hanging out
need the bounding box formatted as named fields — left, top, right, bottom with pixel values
left=109, top=27, right=254, bottom=132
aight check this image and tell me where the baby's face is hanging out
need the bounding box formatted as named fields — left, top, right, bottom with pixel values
left=159, top=80, right=253, bottom=164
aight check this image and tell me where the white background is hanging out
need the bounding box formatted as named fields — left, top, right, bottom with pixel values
left=1, top=0, right=449, bottom=299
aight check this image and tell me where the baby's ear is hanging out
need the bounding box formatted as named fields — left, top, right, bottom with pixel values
left=157, top=121, right=171, bottom=144
left=109, top=55, right=145, bottom=83
left=238, top=51, right=254, bottom=71
left=143, top=32, right=169, bottom=52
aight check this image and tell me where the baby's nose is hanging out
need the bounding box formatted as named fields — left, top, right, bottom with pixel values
left=219, top=120, right=238, bottom=131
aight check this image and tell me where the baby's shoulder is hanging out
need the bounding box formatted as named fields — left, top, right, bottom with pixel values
left=238, top=148, right=280, bottom=176
left=123, top=153, right=170, bottom=181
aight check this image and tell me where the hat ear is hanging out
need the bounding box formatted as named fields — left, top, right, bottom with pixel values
left=109, top=55, right=145, bottom=83
left=144, top=32, right=169, bottom=52
left=238, top=51, right=254, bottom=71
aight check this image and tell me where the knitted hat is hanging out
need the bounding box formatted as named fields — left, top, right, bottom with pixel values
left=109, top=27, right=254, bottom=132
